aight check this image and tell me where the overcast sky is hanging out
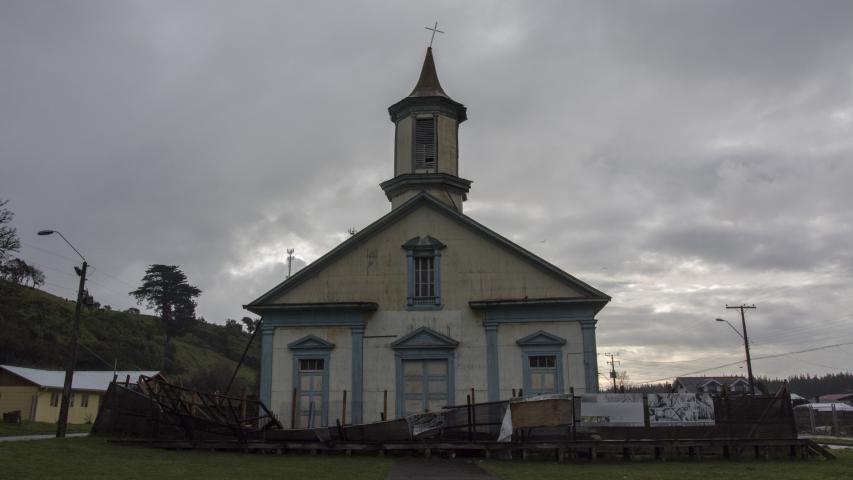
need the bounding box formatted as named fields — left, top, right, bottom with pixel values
left=3, top=1, right=853, bottom=384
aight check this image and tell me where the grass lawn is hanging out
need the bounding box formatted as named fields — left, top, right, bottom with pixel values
left=482, top=449, right=853, bottom=480
left=0, top=436, right=392, bottom=480
left=1, top=437, right=850, bottom=480
left=0, top=421, right=91, bottom=437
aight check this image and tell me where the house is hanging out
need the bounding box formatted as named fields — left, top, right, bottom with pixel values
left=673, top=376, right=750, bottom=395
left=244, top=47, right=610, bottom=428
left=0, top=365, right=160, bottom=424
left=817, top=393, right=853, bottom=406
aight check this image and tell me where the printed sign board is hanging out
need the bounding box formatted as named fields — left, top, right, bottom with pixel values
left=647, top=393, right=715, bottom=426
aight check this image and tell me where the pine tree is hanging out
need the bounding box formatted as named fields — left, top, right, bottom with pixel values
left=129, top=264, right=202, bottom=370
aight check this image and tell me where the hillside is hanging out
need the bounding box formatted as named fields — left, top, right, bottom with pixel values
left=0, top=280, right=259, bottom=394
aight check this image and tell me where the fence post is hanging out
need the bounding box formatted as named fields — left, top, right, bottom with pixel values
left=832, top=403, right=839, bottom=436
left=342, top=389, right=347, bottom=426
left=809, top=404, right=816, bottom=434
left=569, top=387, right=576, bottom=442
left=466, top=394, right=472, bottom=441
left=471, top=387, right=477, bottom=435
left=240, top=387, right=247, bottom=424
left=291, top=387, right=298, bottom=428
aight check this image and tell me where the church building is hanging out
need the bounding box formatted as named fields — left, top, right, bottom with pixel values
left=245, top=47, right=610, bottom=428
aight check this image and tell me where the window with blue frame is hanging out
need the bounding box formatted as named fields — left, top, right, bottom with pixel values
left=527, top=355, right=557, bottom=394
left=402, top=236, right=445, bottom=309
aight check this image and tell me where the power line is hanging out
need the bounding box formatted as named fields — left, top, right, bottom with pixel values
left=89, top=265, right=136, bottom=289
left=42, top=281, right=78, bottom=294
left=633, top=340, right=853, bottom=384
left=19, top=241, right=80, bottom=263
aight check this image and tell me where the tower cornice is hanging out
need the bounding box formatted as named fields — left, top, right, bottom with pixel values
left=379, top=173, right=472, bottom=202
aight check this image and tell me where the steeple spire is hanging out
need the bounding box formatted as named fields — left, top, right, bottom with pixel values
left=409, top=48, right=448, bottom=98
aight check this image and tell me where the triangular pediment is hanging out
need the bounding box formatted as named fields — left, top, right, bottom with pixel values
left=288, top=335, right=335, bottom=351
left=516, top=330, right=567, bottom=347
left=246, top=192, right=609, bottom=311
left=391, top=327, right=459, bottom=350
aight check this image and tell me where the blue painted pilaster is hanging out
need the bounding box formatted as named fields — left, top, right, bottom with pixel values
left=433, top=251, right=442, bottom=306
left=581, top=319, right=599, bottom=392
left=350, top=325, right=364, bottom=424
left=485, top=324, right=500, bottom=401
left=260, top=323, right=275, bottom=407
left=406, top=251, right=414, bottom=306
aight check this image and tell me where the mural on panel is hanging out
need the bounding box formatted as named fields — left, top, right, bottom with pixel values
left=579, top=393, right=645, bottom=426
left=647, top=393, right=715, bottom=426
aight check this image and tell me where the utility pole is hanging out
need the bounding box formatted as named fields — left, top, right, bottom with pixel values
left=604, top=352, right=620, bottom=391
left=286, top=248, right=294, bottom=278
left=37, top=229, right=88, bottom=438
left=726, top=304, right=757, bottom=395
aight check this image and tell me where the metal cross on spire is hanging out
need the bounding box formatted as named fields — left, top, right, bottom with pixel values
left=425, top=21, right=444, bottom=48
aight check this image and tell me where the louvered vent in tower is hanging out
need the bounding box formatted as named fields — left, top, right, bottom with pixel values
left=414, top=117, right=436, bottom=171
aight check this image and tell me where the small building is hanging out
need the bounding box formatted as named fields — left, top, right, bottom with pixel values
left=673, top=376, right=750, bottom=395
left=817, top=393, right=853, bottom=406
left=0, top=365, right=160, bottom=424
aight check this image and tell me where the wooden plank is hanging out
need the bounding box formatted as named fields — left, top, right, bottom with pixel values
left=511, top=399, right=573, bottom=428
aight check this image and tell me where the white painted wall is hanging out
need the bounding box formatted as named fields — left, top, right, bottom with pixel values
left=270, top=325, right=352, bottom=427
left=361, top=309, right=488, bottom=421
left=496, top=322, right=588, bottom=398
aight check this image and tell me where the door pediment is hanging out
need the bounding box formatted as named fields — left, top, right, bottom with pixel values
left=391, top=326, right=459, bottom=350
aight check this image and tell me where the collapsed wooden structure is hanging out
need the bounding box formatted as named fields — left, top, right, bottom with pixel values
left=93, top=377, right=834, bottom=461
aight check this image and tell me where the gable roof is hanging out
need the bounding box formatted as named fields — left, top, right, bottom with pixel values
left=246, top=192, right=609, bottom=310
left=674, top=376, right=748, bottom=393
left=1, top=365, right=160, bottom=393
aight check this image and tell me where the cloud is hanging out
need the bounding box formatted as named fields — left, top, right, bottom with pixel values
left=3, top=0, right=853, bottom=380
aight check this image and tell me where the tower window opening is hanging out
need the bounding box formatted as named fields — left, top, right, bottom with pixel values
left=414, top=117, right=436, bottom=170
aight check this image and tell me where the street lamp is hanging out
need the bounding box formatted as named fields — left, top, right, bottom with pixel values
left=715, top=316, right=755, bottom=395
left=37, top=229, right=87, bottom=438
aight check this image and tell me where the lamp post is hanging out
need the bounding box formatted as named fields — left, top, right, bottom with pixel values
left=37, top=229, right=87, bottom=438
left=716, top=314, right=756, bottom=395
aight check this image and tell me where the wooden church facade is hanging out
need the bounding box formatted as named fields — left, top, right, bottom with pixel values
left=245, top=48, right=609, bottom=428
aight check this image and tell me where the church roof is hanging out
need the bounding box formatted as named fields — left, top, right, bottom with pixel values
left=409, top=47, right=450, bottom=98
left=388, top=48, right=467, bottom=123
left=245, top=192, right=610, bottom=311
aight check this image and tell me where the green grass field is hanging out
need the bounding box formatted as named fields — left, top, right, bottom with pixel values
left=0, top=437, right=849, bottom=480
left=0, top=437, right=392, bottom=480
left=0, top=421, right=91, bottom=437
left=482, top=449, right=853, bottom=480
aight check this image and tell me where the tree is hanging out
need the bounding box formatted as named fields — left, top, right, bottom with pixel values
left=0, top=258, right=43, bottom=287
left=241, top=316, right=260, bottom=334
left=224, top=318, right=243, bottom=333
left=129, top=264, right=202, bottom=370
left=0, top=199, right=21, bottom=263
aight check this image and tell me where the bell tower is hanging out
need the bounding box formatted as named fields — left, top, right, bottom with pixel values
left=381, top=47, right=472, bottom=212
